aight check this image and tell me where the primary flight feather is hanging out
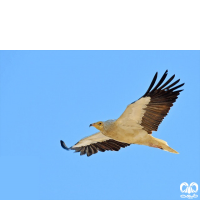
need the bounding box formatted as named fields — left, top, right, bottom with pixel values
left=60, top=70, right=184, bottom=157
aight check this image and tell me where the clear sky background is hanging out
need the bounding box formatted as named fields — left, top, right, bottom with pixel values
left=0, top=51, right=200, bottom=200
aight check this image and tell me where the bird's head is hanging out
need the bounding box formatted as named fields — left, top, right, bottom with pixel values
left=89, top=121, right=104, bottom=131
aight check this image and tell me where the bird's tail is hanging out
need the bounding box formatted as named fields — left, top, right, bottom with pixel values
left=162, top=143, right=179, bottom=154
left=148, top=136, right=179, bottom=154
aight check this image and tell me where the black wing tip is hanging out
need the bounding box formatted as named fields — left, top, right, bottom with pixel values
left=60, top=139, right=131, bottom=157
left=156, top=69, right=168, bottom=75
left=60, top=140, right=71, bottom=150
left=143, top=70, right=184, bottom=97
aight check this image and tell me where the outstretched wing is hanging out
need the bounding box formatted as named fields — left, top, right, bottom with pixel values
left=116, top=70, right=184, bottom=134
left=60, top=132, right=130, bottom=157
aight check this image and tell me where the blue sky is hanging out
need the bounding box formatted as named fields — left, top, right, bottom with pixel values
left=0, top=51, right=200, bottom=200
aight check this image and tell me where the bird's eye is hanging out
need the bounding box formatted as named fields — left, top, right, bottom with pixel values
left=99, top=123, right=102, bottom=125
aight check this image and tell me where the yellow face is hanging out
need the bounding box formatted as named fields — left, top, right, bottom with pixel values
left=89, top=121, right=104, bottom=131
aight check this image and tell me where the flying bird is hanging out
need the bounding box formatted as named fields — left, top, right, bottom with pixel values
left=60, top=70, right=184, bottom=157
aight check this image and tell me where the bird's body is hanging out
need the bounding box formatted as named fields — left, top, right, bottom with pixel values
left=72, top=119, right=178, bottom=154
left=61, top=70, right=184, bottom=156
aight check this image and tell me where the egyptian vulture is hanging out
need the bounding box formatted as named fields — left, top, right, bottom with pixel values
left=60, top=70, right=184, bottom=157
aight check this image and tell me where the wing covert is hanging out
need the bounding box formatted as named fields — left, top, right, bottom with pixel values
left=116, top=70, right=184, bottom=134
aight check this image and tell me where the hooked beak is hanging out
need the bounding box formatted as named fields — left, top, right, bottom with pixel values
left=89, top=123, right=94, bottom=127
